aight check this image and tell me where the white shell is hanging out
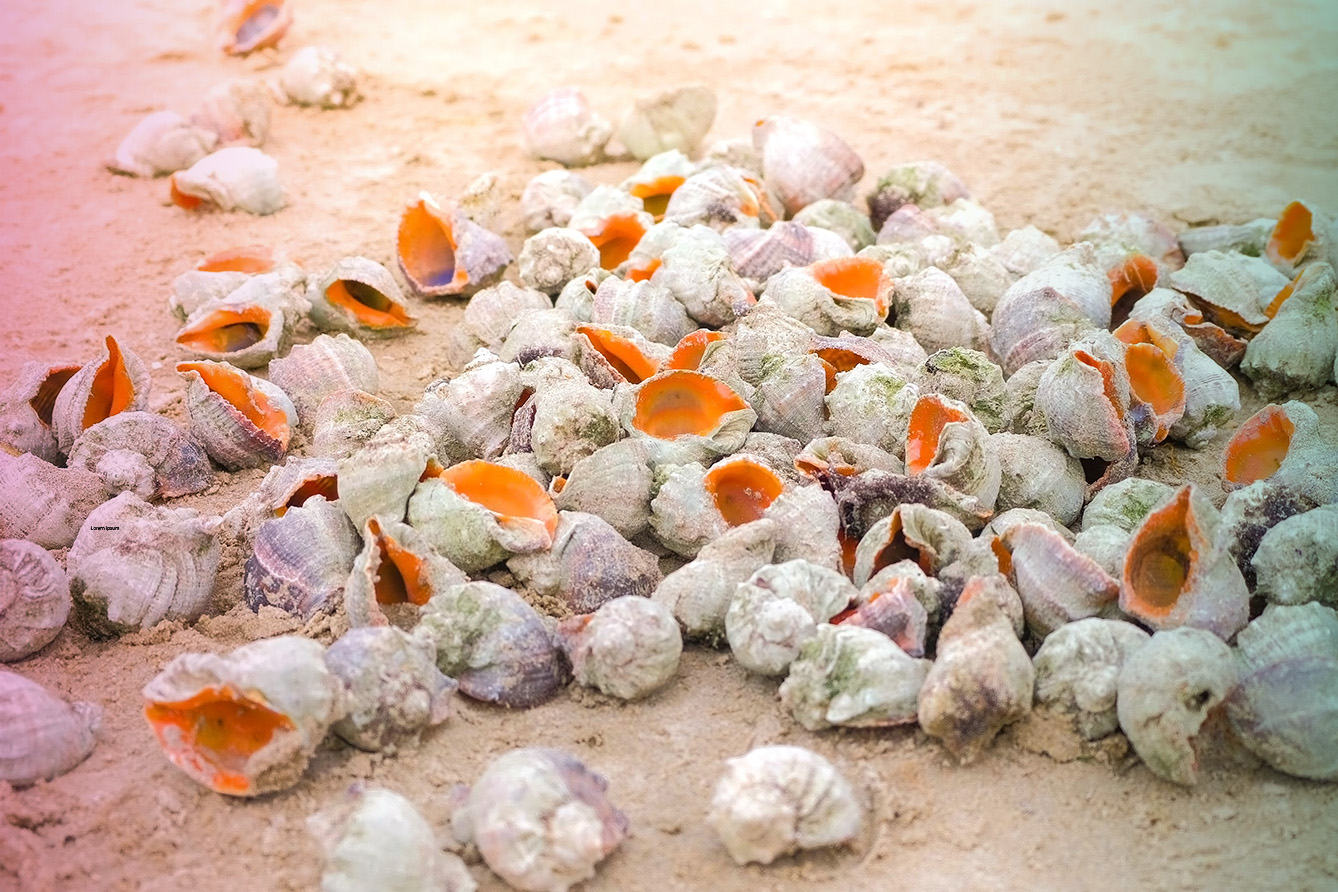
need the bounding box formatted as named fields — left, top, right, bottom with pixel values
left=617, top=84, right=716, bottom=160
left=192, top=78, right=271, bottom=147
left=337, top=416, right=435, bottom=529
left=276, top=46, right=360, bottom=108
left=106, top=110, right=217, bottom=177
left=170, top=146, right=284, bottom=215
left=651, top=519, right=777, bottom=643
left=0, top=540, right=71, bottom=662
left=0, top=451, right=109, bottom=550
left=518, top=227, right=601, bottom=296
left=1253, top=505, right=1338, bottom=608
left=0, top=670, right=100, bottom=787
left=556, top=596, right=682, bottom=700
left=780, top=623, right=930, bottom=730
left=52, top=335, right=152, bottom=455
left=1032, top=617, right=1150, bottom=740
left=725, top=559, right=855, bottom=676
left=521, top=170, right=593, bottom=233
left=67, top=411, right=214, bottom=501
left=268, top=333, right=379, bottom=430
left=523, top=87, right=613, bottom=167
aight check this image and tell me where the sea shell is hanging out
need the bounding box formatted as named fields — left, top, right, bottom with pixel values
left=571, top=323, right=666, bottom=388
left=67, top=411, right=213, bottom=500
left=452, top=748, right=627, bottom=891
left=143, top=635, right=345, bottom=796
left=174, top=288, right=293, bottom=370
left=309, top=787, right=476, bottom=892
left=753, top=115, right=863, bottom=218
left=307, top=256, right=416, bottom=338
left=1242, top=262, right=1338, bottom=397
left=649, top=455, right=785, bottom=558
left=0, top=452, right=109, bottom=550
left=397, top=192, right=512, bottom=298
left=622, top=369, right=756, bottom=467
left=523, top=87, right=613, bottom=167
left=1116, top=627, right=1236, bottom=785
left=651, top=224, right=756, bottom=327
left=167, top=258, right=300, bottom=322
left=1225, top=603, right=1338, bottom=781
left=0, top=671, right=100, bottom=787
left=1251, top=506, right=1338, bottom=609
left=725, top=559, right=856, bottom=676
left=324, top=626, right=455, bottom=753
left=935, top=241, right=1013, bottom=317
left=553, top=439, right=655, bottom=541
left=521, top=169, right=594, bottom=233
left=765, top=481, right=845, bottom=570
left=1216, top=478, right=1317, bottom=591
left=992, top=225, right=1062, bottom=278
left=865, top=161, right=969, bottom=232
left=218, top=0, right=292, bottom=55
left=991, top=433, right=1085, bottom=526
left=343, top=517, right=468, bottom=629
left=834, top=464, right=995, bottom=544
left=1081, top=476, right=1178, bottom=532
left=618, top=150, right=696, bottom=223
left=192, top=78, right=271, bottom=147
left=1178, top=218, right=1274, bottom=259
left=518, top=228, right=601, bottom=296
left=0, top=540, right=71, bottom=662
left=590, top=276, right=695, bottom=346
left=842, top=572, right=929, bottom=657
left=652, top=519, right=777, bottom=644
left=723, top=221, right=852, bottom=284
left=556, top=596, right=682, bottom=700
left=904, top=393, right=1001, bottom=511
left=1266, top=199, right=1338, bottom=273
left=766, top=256, right=891, bottom=338
left=268, top=333, right=379, bottom=429
left=178, top=360, right=295, bottom=470
left=507, top=512, right=660, bottom=615
left=989, top=248, right=1111, bottom=375
left=1032, top=617, right=1151, bottom=741
left=706, top=744, right=861, bottom=866
left=662, top=165, right=772, bottom=232
left=419, top=356, right=528, bottom=465
left=792, top=199, right=876, bottom=252
left=169, top=147, right=283, bottom=215
left=106, top=110, right=217, bottom=177
left=0, top=361, right=82, bottom=463
left=336, top=417, right=434, bottom=528
left=1166, top=249, right=1287, bottom=336
left=51, top=335, right=151, bottom=455
left=890, top=266, right=989, bottom=355
left=1033, top=338, right=1138, bottom=480
left=917, top=580, right=1033, bottom=763
left=244, top=496, right=360, bottom=619
left=221, top=455, right=341, bottom=549
left=417, top=582, right=569, bottom=708
left=781, top=623, right=930, bottom=730
left=1000, top=523, right=1119, bottom=639
left=310, top=389, right=396, bottom=460
left=568, top=186, right=655, bottom=271
left=850, top=502, right=974, bottom=586
left=1128, top=286, right=1249, bottom=369
left=276, top=46, right=360, bottom=108
left=618, top=84, right=716, bottom=160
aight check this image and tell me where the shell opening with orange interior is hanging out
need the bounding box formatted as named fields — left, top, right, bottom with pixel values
left=1220, top=400, right=1338, bottom=505
left=175, top=296, right=289, bottom=370
left=178, top=360, right=295, bottom=471
left=0, top=361, right=81, bottom=464
left=219, top=0, right=293, bottom=55
left=396, top=192, right=512, bottom=298
left=568, top=185, right=655, bottom=271
left=1241, top=262, right=1338, bottom=397
left=904, top=393, right=1001, bottom=511
left=344, top=516, right=467, bottom=629
left=623, top=369, right=756, bottom=467
left=308, top=256, right=417, bottom=338
left=619, top=149, right=697, bottom=221
left=764, top=256, right=890, bottom=338
left=51, top=335, right=151, bottom=456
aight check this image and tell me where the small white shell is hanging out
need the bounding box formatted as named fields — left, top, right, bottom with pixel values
left=307, top=256, right=417, bottom=338
left=753, top=115, right=864, bottom=218
left=192, top=78, right=271, bottom=147
left=521, top=170, right=593, bottom=233
left=276, top=46, right=360, bottom=108
left=0, top=540, right=71, bottom=663
left=106, top=110, right=217, bottom=177
left=523, top=87, right=613, bottom=167
left=170, top=146, right=284, bottom=215
left=617, top=84, right=716, bottom=160
left=0, top=361, right=80, bottom=464
left=0, top=670, right=100, bottom=787
left=706, top=745, right=862, bottom=866
left=556, top=596, right=683, bottom=700
left=780, top=623, right=930, bottom=730
left=725, top=559, right=856, bottom=676
left=1032, top=617, right=1150, bottom=740
left=518, top=228, right=601, bottom=295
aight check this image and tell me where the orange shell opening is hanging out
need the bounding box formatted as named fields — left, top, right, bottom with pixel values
left=905, top=395, right=969, bottom=475
left=169, top=174, right=206, bottom=210
left=1264, top=265, right=1322, bottom=320
left=222, top=0, right=292, bottom=55
left=1112, top=319, right=1180, bottom=361
left=629, top=175, right=686, bottom=221
left=813, top=345, right=875, bottom=394
left=397, top=198, right=463, bottom=292
left=626, top=257, right=662, bottom=283
left=144, top=685, right=295, bottom=795
left=1108, top=254, right=1159, bottom=305
left=274, top=475, right=340, bottom=517
left=990, top=535, right=1012, bottom=577
left=31, top=365, right=79, bottom=426
left=83, top=336, right=137, bottom=431
left=812, top=257, right=887, bottom=310
left=1266, top=201, right=1315, bottom=266
left=1075, top=350, right=1126, bottom=423
left=176, top=306, right=271, bottom=353
left=178, top=361, right=290, bottom=446
left=577, top=325, right=661, bottom=384
left=197, top=246, right=275, bottom=274
left=704, top=459, right=784, bottom=526
left=434, top=460, right=560, bottom=539
left=1223, top=405, right=1295, bottom=486
left=632, top=370, right=749, bottom=440
left=584, top=214, right=649, bottom=270
left=1123, top=487, right=1195, bottom=619
left=666, top=329, right=725, bottom=371
left=838, top=527, right=859, bottom=579
left=868, top=510, right=932, bottom=577
left=367, top=518, right=433, bottom=606
left=1125, top=343, right=1186, bottom=441
left=326, top=279, right=414, bottom=328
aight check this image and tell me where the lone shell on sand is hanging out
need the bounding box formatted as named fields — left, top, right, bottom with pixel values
left=0, top=670, right=101, bottom=787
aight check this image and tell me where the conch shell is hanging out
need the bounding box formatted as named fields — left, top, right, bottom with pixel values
left=1032, top=617, right=1150, bottom=741
left=52, top=335, right=151, bottom=455
left=725, top=559, right=855, bottom=676
left=0, top=451, right=109, bottom=550
left=169, top=147, right=284, bottom=215
left=192, top=78, right=271, bottom=147
left=1241, top=262, right=1338, bottom=397
left=522, top=87, right=613, bottom=167
left=753, top=115, right=864, bottom=218
left=106, top=110, right=217, bottom=177
left=219, top=0, right=292, bottom=55
left=764, top=256, right=890, bottom=337
left=396, top=192, right=512, bottom=298
left=178, top=360, right=295, bottom=470
left=67, top=411, right=214, bottom=501
left=865, top=161, right=970, bottom=231
left=244, top=496, right=360, bottom=619
left=343, top=517, right=468, bottom=629
left=617, top=84, right=716, bottom=160
left=308, top=256, right=417, bottom=338
left=0, top=361, right=80, bottom=463
left=0, top=670, right=100, bottom=787
left=507, top=512, right=662, bottom=615
left=556, top=595, right=683, bottom=701
left=521, top=169, right=593, bottom=233
left=1251, top=505, right=1338, bottom=609
left=276, top=46, right=360, bottom=109
left=652, top=519, right=777, bottom=644
left=0, top=540, right=71, bottom=663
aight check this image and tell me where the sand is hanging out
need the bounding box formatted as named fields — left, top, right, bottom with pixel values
left=2, top=0, right=1338, bottom=889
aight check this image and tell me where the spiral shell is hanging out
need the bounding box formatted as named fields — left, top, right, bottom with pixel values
left=1000, top=523, right=1119, bottom=639
left=67, top=411, right=214, bottom=500
left=521, top=169, right=593, bottom=233
left=396, top=192, right=512, bottom=298
left=864, top=161, right=969, bottom=232
left=590, top=276, right=695, bottom=346
left=850, top=502, right=974, bottom=586
left=617, top=84, right=716, bottom=160
left=106, top=110, right=217, bottom=177
left=568, top=186, right=655, bottom=271
left=753, top=115, right=863, bottom=218
left=192, top=78, right=271, bottom=147
left=518, top=227, right=600, bottom=295
left=1178, top=218, right=1274, bottom=260
left=244, top=496, right=360, bottom=619
left=725, top=559, right=855, bottom=676
left=652, top=519, right=777, bottom=644
left=276, top=46, right=360, bottom=108
left=52, top=335, right=152, bottom=456
left=178, top=360, right=295, bottom=470
left=991, top=433, right=1085, bottom=526
left=0, top=451, right=109, bottom=550
left=310, top=389, right=396, bottom=460
left=1032, top=617, right=1150, bottom=741
left=307, top=256, right=416, bottom=338
left=553, top=439, right=655, bottom=541
left=764, top=256, right=890, bottom=338
left=1168, top=249, right=1290, bottom=336
left=781, top=623, right=930, bottom=731
left=0, top=362, right=81, bottom=463
left=1242, top=262, right=1338, bottom=397
left=268, top=333, right=379, bottom=429
left=890, top=266, right=989, bottom=354
left=651, top=224, right=756, bottom=327
left=663, top=165, right=772, bottom=232
left=169, top=147, right=283, bottom=215
left=523, top=87, right=613, bottom=167
left=556, top=596, right=682, bottom=700
left=174, top=285, right=294, bottom=370
left=0, top=540, right=71, bottom=663
left=336, top=415, right=435, bottom=528
left=1252, top=505, right=1338, bottom=608
left=343, top=517, right=468, bottom=629
left=904, top=393, right=1001, bottom=511
left=507, top=512, right=661, bottom=614
left=723, top=221, right=852, bottom=283
left=0, top=670, right=100, bottom=787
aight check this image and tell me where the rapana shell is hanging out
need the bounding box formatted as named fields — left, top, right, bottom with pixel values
left=842, top=572, right=930, bottom=657
left=781, top=623, right=930, bottom=730
left=652, top=519, right=778, bottom=644
left=67, top=411, right=214, bottom=500
left=218, top=0, right=292, bottom=55
left=68, top=492, right=221, bottom=637
left=523, top=87, right=613, bottom=167
left=1128, top=286, right=1248, bottom=370
left=192, top=78, right=271, bottom=147
left=649, top=224, right=755, bottom=327
left=0, top=670, right=100, bottom=787
left=834, top=465, right=994, bottom=545
left=518, top=227, right=601, bottom=295
left=706, top=745, right=861, bottom=866
left=989, top=255, right=1105, bottom=375
left=992, top=225, right=1062, bottom=278
left=0, top=540, right=71, bottom=662
left=992, top=433, right=1085, bottom=526
left=524, top=377, right=621, bottom=477
left=310, top=787, right=476, bottom=892
left=337, top=415, right=434, bottom=529
left=865, top=161, right=970, bottom=232
left=557, top=596, right=682, bottom=700
left=448, top=281, right=552, bottom=366
left=746, top=353, right=828, bottom=445
left=1000, top=523, right=1119, bottom=639
left=825, top=362, right=920, bottom=458
left=1116, top=627, right=1236, bottom=785
left=0, top=361, right=80, bottom=464
left=343, top=517, right=468, bottom=629
left=169, top=146, right=283, bottom=215
left=244, top=496, right=360, bottom=619
left=568, top=186, right=655, bottom=271
left=723, top=220, right=852, bottom=284
left=904, top=394, right=1001, bottom=512
left=268, top=333, right=379, bottom=430
left=1032, top=617, right=1150, bottom=740
left=622, top=369, right=756, bottom=468
left=921, top=348, right=1007, bottom=434
left=753, top=115, right=863, bottom=218
left=619, top=149, right=696, bottom=223
left=324, top=626, right=456, bottom=753
left=142, top=635, right=345, bottom=796
left=591, top=276, right=695, bottom=347
left=725, top=559, right=856, bottom=676
left=553, top=439, right=655, bottom=541
left=173, top=279, right=299, bottom=369
left=521, top=169, right=593, bottom=233
left=1242, top=262, right=1338, bottom=397
left=308, top=256, right=416, bottom=338
left=170, top=261, right=305, bottom=326
left=1265, top=200, right=1338, bottom=273
left=1177, top=218, right=1274, bottom=260
left=938, top=240, right=1013, bottom=317
left=221, top=456, right=341, bottom=550
left=1221, top=400, right=1338, bottom=505
left=917, top=581, right=1034, bottom=763
left=0, top=451, right=109, bottom=550
left=416, top=355, right=525, bottom=464
left=1033, top=340, right=1138, bottom=494
left=106, top=110, right=217, bottom=177
left=618, top=84, right=716, bottom=160
left=396, top=192, right=512, bottom=298
left=571, top=322, right=667, bottom=388
left=662, top=165, right=772, bottom=232
left=850, top=503, right=974, bottom=586
left=793, top=199, right=877, bottom=252
left=453, top=748, right=627, bottom=892
left=1225, top=603, right=1338, bottom=781
left=764, top=256, right=890, bottom=338
left=890, top=267, right=989, bottom=354
left=1252, top=505, right=1338, bottom=608
left=52, top=335, right=151, bottom=455
left=311, top=388, right=396, bottom=460
left=1166, top=249, right=1285, bottom=336
left=1001, top=358, right=1051, bottom=438
left=1214, top=479, right=1316, bottom=591
left=765, top=482, right=845, bottom=570
left=418, top=582, right=568, bottom=708
left=178, top=360, right=296, bottom=470
left=276, top=46, right=360, bottom=108
left=508, top=512, right=661, bottom=614
left=1081, top=476, right=1177, bottom=533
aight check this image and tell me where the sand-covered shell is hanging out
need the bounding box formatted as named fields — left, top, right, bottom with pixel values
left=753, top=115, right=863, bottom=218
left=849, top=502, right=973, bottom=586
left=865, top=161, right=969, bottom=232
left=0, top=451, right=109, bottom=550
left=556, top=596, right=682, bottom=700
left=518, top=227, right=601, bottom=295
left=989, top=249, right=1109, bottom=375
left=324, top=626, right=455, bottom=753
left=1116, top=627, right=1236, bottom=785
left=1121, top=484, right=1250, bottom=641
left=523, top=87, right=613, bottom=167
left=169, top=147, right=283, bottom=215
left=617, top=84, right=716, bottom=160
left=192, top=78, right=271, bottom=147
left=706, top=745, right=861, bottom=866
left=343, top=517, right=468, bottom=629
left=781, top=623, right=930, bottom=731
left=397, top=192, right=512, bottom=298
left=276, top=45, right=360, bottom=108
left=143, top=635, right=345, bottom=796
left=307, top=256, right=416, bottom=338
left=764, top=256, right=890, bottom=337
left=106, top=110, right=217, bottom=177
left=66, top=411, right=213, bottom=500
left=0, top=670, right=100, bottom=787
left=244, top=496, right=360, bottom=619
left=725, top=560, right=855, bottom=676
left=1225, top=603, right=1338, bottom=781
left=178, top=360, right=295, bottom=470
left=1251, top=505, right=1338, bottom=608
left=1033, top=617, right=1151, bottom=741
left=268, top=333, right=379, bottom=429
left=553, top=440, right=655, bottom=541
left=453, top=747, right=627, bottom=892
left=1221, top=401, right=1338, bottom=505
left=52, top=335, right=151, bottom=455
left=336, top=415, right=434, bottom=528
left=0, top=362, right=81, bottom=463
left=890, top=267, right=989, bottom=354
left=218, top=0, right=292, bottom=55
left=991, top=433, right=1085, bottom=526
left=1001, top=523, right=1119, bottom=639
left=310, top=787, right=476, bottom=892
left=723, top=221, right=852, bottom=284
left=1242, top=262, right=1338, bottom=397
left=507, top=512, right=661, bottom=614
left=920, top=348, right=1006, bottom=434
left=521, top=169, right=593, bottom=233
left=67, top=492, right=221, bottom=638
left=904, top=393, right=1001, bottom=511
left=0, top=540, right=71, bottom=662
left=663, top=165, right=772, bottom=232
left=311, top=389, right=396, bottom=460
left=418, top=582, right=568, bottom=708
left=521, top=374, right=621, bottom=478
left=652, top=519, right=777, bottom=644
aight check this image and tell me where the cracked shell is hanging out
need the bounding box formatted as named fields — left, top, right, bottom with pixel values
left=396, top=192, right=512, bottom=298
left=0, top=670, right=100, bottom=787
left=1032, top=617, right=1150, bottom=741
left=52, top=335, right=151, bottom=455
left=0, top=540, right=71, bottom=662
left=557, top=596, right=682, bottom=700
left=725, top=559, right=856, bottom=676
left=781, top=623, right=930, bottom=730
left=244, top=496, right=360, bottom=619
left=67, top=411, right=213, bottom=500
left=178, top=360, right=295, bottom=470
left=0, top=451, right=109, bottom=550
left=169, top=147, right=283, bottom=215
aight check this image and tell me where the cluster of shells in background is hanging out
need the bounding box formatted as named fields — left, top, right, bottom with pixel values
left=4, top=1, right=1338, bottom=888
